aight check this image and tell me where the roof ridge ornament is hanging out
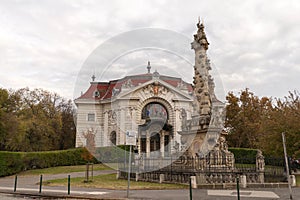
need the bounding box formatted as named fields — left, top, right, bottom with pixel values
left=147, top=61, right=151, bottom=73
left=91, top=74, right=96, bottom=82
left=152, top=69, right=160, bottom=80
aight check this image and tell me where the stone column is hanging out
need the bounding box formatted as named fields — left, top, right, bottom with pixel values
left=146, top=131, right=150, bottom=158
left=240, top=175, right=247, bottom=188
left=191, top=176, right=197, bottom=189
left=160, top=131, right=165, bottom=158
left=159, top=174, right=165, bottom=183
left=290, top=175, right=296, bottom=187
left=120, top=109, right=125, bottom=144
left=104, top=112, right=109, bottom=146
left=138, top=132, right=141, bottom=155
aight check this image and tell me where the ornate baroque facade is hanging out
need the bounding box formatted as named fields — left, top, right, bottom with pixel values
left=75, top=21, right=222, bottom=159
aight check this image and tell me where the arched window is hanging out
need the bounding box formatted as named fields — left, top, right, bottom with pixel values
left=141, top=103, right=168, bottom=120
left=110, top=131, right=116, bottom=145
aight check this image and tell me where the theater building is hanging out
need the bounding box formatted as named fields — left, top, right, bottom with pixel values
left=74, top=65, right=195, bottom=157
left=75, top=21, right=220, bottom=158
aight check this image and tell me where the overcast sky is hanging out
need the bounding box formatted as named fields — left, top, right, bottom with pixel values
left=0, top=0, right=299, bottom=101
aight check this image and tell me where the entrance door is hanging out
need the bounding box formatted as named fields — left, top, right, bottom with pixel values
left=150, top=133, right=160, bottom=152
left=141, top=138, right=146, bottom=153
left=164, top=135, right=170, bottom=156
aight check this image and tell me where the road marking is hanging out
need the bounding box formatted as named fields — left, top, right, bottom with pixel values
left=207, top=190, right=279, bottom=199
left=0, top=187, right=107, bottom=195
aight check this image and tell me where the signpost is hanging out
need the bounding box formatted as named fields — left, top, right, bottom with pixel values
left=126, top=131, right=137, bottom=198
left=126, top=130, right=137, bottom=146
left=282, top=132, right=293, bottom=200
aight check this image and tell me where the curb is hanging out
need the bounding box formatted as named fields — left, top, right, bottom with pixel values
left=0, top=191, right=128, bottom=200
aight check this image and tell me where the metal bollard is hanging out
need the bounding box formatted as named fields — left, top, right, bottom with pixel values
left=68, top=175, right=70, bottom=195
left=189, top=176, right=193, bottom=200
left=14, top=175, right=18, bottom=192
left=39, top=175, right=43, bottom=193
left=236, top=175, right=240, bottom=200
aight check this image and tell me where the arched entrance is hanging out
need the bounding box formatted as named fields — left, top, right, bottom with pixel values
left=138, top=102, right=173, bottom=158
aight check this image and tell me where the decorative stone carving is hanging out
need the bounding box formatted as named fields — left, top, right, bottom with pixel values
left=108, top=110, right=117, bottom=125
left=174, top=141, right=180, bottom=152
left=256, top=150, right=265, bottom=172
left=177, top=80, right=188, bottom=92
left=190, top=20, right=212, bottom=130
left=83, top=128, right=96, bottom=153
left=112, top=88, right=120, bottom=97
left=121, top=79, right=134, bottom=90
left=180, top=108, right=188, bottom=130
left=143, top=84, right=169, bottom=97
left=205, top=132, right=235, bottom=170
left=193, top=20, right=209, bottom=50
left=210, top=105, right=225, bottom=128
left=125, top=106, right=136, bottom=118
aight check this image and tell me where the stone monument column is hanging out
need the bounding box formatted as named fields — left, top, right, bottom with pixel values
left=191, top=20, right=212, bottom=118
left=178, top=20, right=213, bottom=157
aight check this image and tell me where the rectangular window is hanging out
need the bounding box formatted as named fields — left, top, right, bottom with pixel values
left=87, top=113, right=95, bottom=121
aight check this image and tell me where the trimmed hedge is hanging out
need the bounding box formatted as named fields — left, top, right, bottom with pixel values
left=228, top=147, right=258, bottom=159
left=0, top=148, right=97, bottom=177
left=95, top=145, right=131, bottom=163
left=228, top=147, right=258, bottom=164
left=228, top=148, right=285, bottom=166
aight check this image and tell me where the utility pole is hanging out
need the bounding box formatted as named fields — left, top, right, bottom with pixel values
left=127, top=145, right=132, bottom=198
left=282, top=132, right=293, bottom=200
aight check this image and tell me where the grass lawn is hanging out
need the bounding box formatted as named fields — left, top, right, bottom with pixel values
left=44, top=173, right=188, bottom=190
left=19, top=164, right=112, bottom=176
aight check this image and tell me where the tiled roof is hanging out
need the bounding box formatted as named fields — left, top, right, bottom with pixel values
left=76, top=73, right=193, bottom=101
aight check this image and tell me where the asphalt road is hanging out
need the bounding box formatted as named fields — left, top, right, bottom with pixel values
left=0, top=171, right=300, bottom=200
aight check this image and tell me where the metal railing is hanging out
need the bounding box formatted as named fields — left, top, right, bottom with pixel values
left=118, top=156, right=286, bottom=183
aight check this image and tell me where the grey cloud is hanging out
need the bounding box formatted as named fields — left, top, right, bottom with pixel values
left=0, top=0, right=299, bottom=100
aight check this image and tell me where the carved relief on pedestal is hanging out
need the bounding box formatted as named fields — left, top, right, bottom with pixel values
left=210, top=105, right=225, bottom=128
left=203, top=131, right=235, bottom=170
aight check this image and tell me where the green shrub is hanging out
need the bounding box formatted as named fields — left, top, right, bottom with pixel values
left=95, top=145, right=131, bottom=163
left=229, top=148, right=285, bottom=166
left=0, top=148, right=98, bottom=177
left=229, top=147, right=258, bottom=158
left=0, top=152, right=24, bottom=177
left=228, top=147, right=258, bottom=164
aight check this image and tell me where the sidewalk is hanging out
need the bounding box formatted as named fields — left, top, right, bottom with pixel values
left=0, top=171, right=300, bottom=200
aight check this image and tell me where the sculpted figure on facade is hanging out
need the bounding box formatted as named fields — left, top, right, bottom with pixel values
left=122, top=78, right=134, bottom=90
left=83, top=128, right=96, bottom=153
left=108, top=110, right=117, bottom=125
left=180, top=108, right=187, bottom=130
